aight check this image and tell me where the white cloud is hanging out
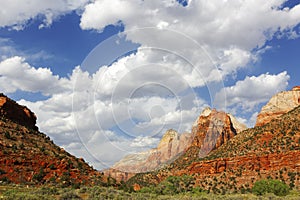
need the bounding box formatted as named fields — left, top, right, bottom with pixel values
left=80, top=0, right=300, bottom=85
left=215, top=71, right=290, bottom=112
left=7, top=54, right=205, bottom=169
left=0, top=56, right=70, bottom=95
left=0, top=0, right=89, bottom=29
left=80, top=0, right=134, bottom=31
left=130, top=136, right=160, bottom=148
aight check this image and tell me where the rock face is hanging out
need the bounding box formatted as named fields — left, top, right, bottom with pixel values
left=0, top=93, right=38, bottom=130
left=292, top=86, right=300, bottom=91
left=106, top=107, right=246, bottom=182
left=256, top=87, right=300, bottom=126
left=0, top=94, right=103, bottom=185
left=191, top=107, right=246, bottom=158
left=228, top=113, right=247, bottom=133
left=109, top=129, right=192, bottom=176
left=127, top=103, right=300, bottom=192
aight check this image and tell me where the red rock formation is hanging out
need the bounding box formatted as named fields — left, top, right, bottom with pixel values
left=107, top=107, right=246, bottom=182
left=187, top=152, right=300, bottom=175
left=0, top=93, right=38, bottom=130
left=110, top=129, right=192, bottom=176
left=256, top=87, right=300, bottom=126
left=191, top=107, right=245, bottom=158
left=103, top=168, right=136, bottom=182
left=167, top=151, right=300, bottom=190
left=0, top=94, right=104, bottom=185
left=292, top=86, right=300, bottom=91
left=127, top=103, right=300, bottom=191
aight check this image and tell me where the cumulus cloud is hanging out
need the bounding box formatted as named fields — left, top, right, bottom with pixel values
left=0, top=56, right=70, bottom=95
left=80, top=0, right=300, bottom=85
left=130, top=136, right=160, bottom=148
left=7, top=54, right=205, bottom=169
left=0, top=0, right=89, bottom=29
left=215, top=71, right=290, bottom=112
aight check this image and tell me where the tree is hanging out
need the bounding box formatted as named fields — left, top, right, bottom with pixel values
left=157, top=175, right=195, bottom=195
left=252, top=179, right=289, bottom=196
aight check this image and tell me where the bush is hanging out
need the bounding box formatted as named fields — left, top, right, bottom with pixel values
left=5, top=132, right=11, bottom=139
left=0, top=176, right=11, bottom=183
left=139, top=186, right=155, bottom=194
left=35, top=187, right=59, bottom=195
left=0, top=169, right=6, bottom=175
left=252, top=179, right=289, bottom=196
left=59, top=191, right=82, bottom=200
left=191, top=186, right=208, bottom=195
left=155, top=175, right=195, bottom=195
left=32, top=168, right=45, bottom=183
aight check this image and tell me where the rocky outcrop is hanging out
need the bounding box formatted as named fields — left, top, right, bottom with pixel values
left=103, top=168, right=136, bottom=183
left=128, top=103, right=300, bottom=192
left=171, top=151, right=300, bottom=191
left=187, top=151, right=300, bottom=175
left=256, top=87, right=300, bottom=126
left=109, top=129, right=192, bottom=177
left=191, top=107, right=246, bottom=158
left=0, top=93, right=38, bottom=130
left=0, top=94, right=103, bottom=185
left=107, top=107, right=246, bottom=182
left=228, top=114, right=247, bottom=133
left=292, top=86, right=300, bottom=91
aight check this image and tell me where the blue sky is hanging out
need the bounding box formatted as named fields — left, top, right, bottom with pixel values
left=0, top=0, right=300, bottom=170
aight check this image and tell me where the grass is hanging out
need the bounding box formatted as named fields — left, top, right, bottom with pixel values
left=0, top=185, right=300, bottom=200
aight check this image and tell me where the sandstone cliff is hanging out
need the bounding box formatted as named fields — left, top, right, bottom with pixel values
left=109, top=129, right=191, bottom=175
left=106, top=107, right=246, bottom=182
left=0, top=94, right=103, bottom=185
left=0, top=93, right=38, bottom=130
left=256, top=86, right=300, bottom=126
left=127, top=105, right=300, bottom=192
left=191, top=107, right=246, bottom=158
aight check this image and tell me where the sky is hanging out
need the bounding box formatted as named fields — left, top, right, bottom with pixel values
left=0, top=0, right=300, bottom=170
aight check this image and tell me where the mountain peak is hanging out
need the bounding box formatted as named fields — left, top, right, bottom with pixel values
left=107, top=107, right=246, bottom=181
left=256, top=87, right=300, bottom=126
left=157, top=129, right=179, bottom=149
left=292, top=85, right=300, bottom=91
left=192, top=107, right=212, bottom=127
left=0, top=93, right=38, bottom=130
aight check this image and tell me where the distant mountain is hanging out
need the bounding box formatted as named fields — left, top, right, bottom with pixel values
left=105, top=107, right=247, bottom=182
left=0, top=93, right=103, bottom=186
left=256, top=86, right=300, bottom=126
left=126, top=88, right=300, bottom=193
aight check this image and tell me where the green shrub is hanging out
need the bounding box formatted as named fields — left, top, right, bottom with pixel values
left=5, top=132, right=11, bottom=139
left=35, top=187, right=59, bottom=195
left=0, top=168, right=6, bottom=175
left=252, top=179, right=289, bottom=196
left=139, top=186, right=155, bottom=193
left=155, top=175, right=195, bottom=195
left=191, top=186, right=208, bottom=195
left=49, top=164, right=56, bottom=170
left=0, top=176, right=11, bottom=183
left=59, top=191, right=82, bottom=200
left=32, top=168, right=45, bottom=183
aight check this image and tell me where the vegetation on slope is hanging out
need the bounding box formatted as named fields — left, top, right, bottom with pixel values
left=0, top=183, right=299, bottom=200
left=204, top=105, right=300, bottom=160
left=126, top=106, right=300, bottom=193
left=0, top=117, right=103, bottom=186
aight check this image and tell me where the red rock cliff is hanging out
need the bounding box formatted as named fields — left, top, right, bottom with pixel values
left=191, top=107, right=246, bottom=158
left=256, top=87, right=300, bottom=126
left=0, top=93, right=38, bottom=130
left=106, top=107, right=246, bottom=182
